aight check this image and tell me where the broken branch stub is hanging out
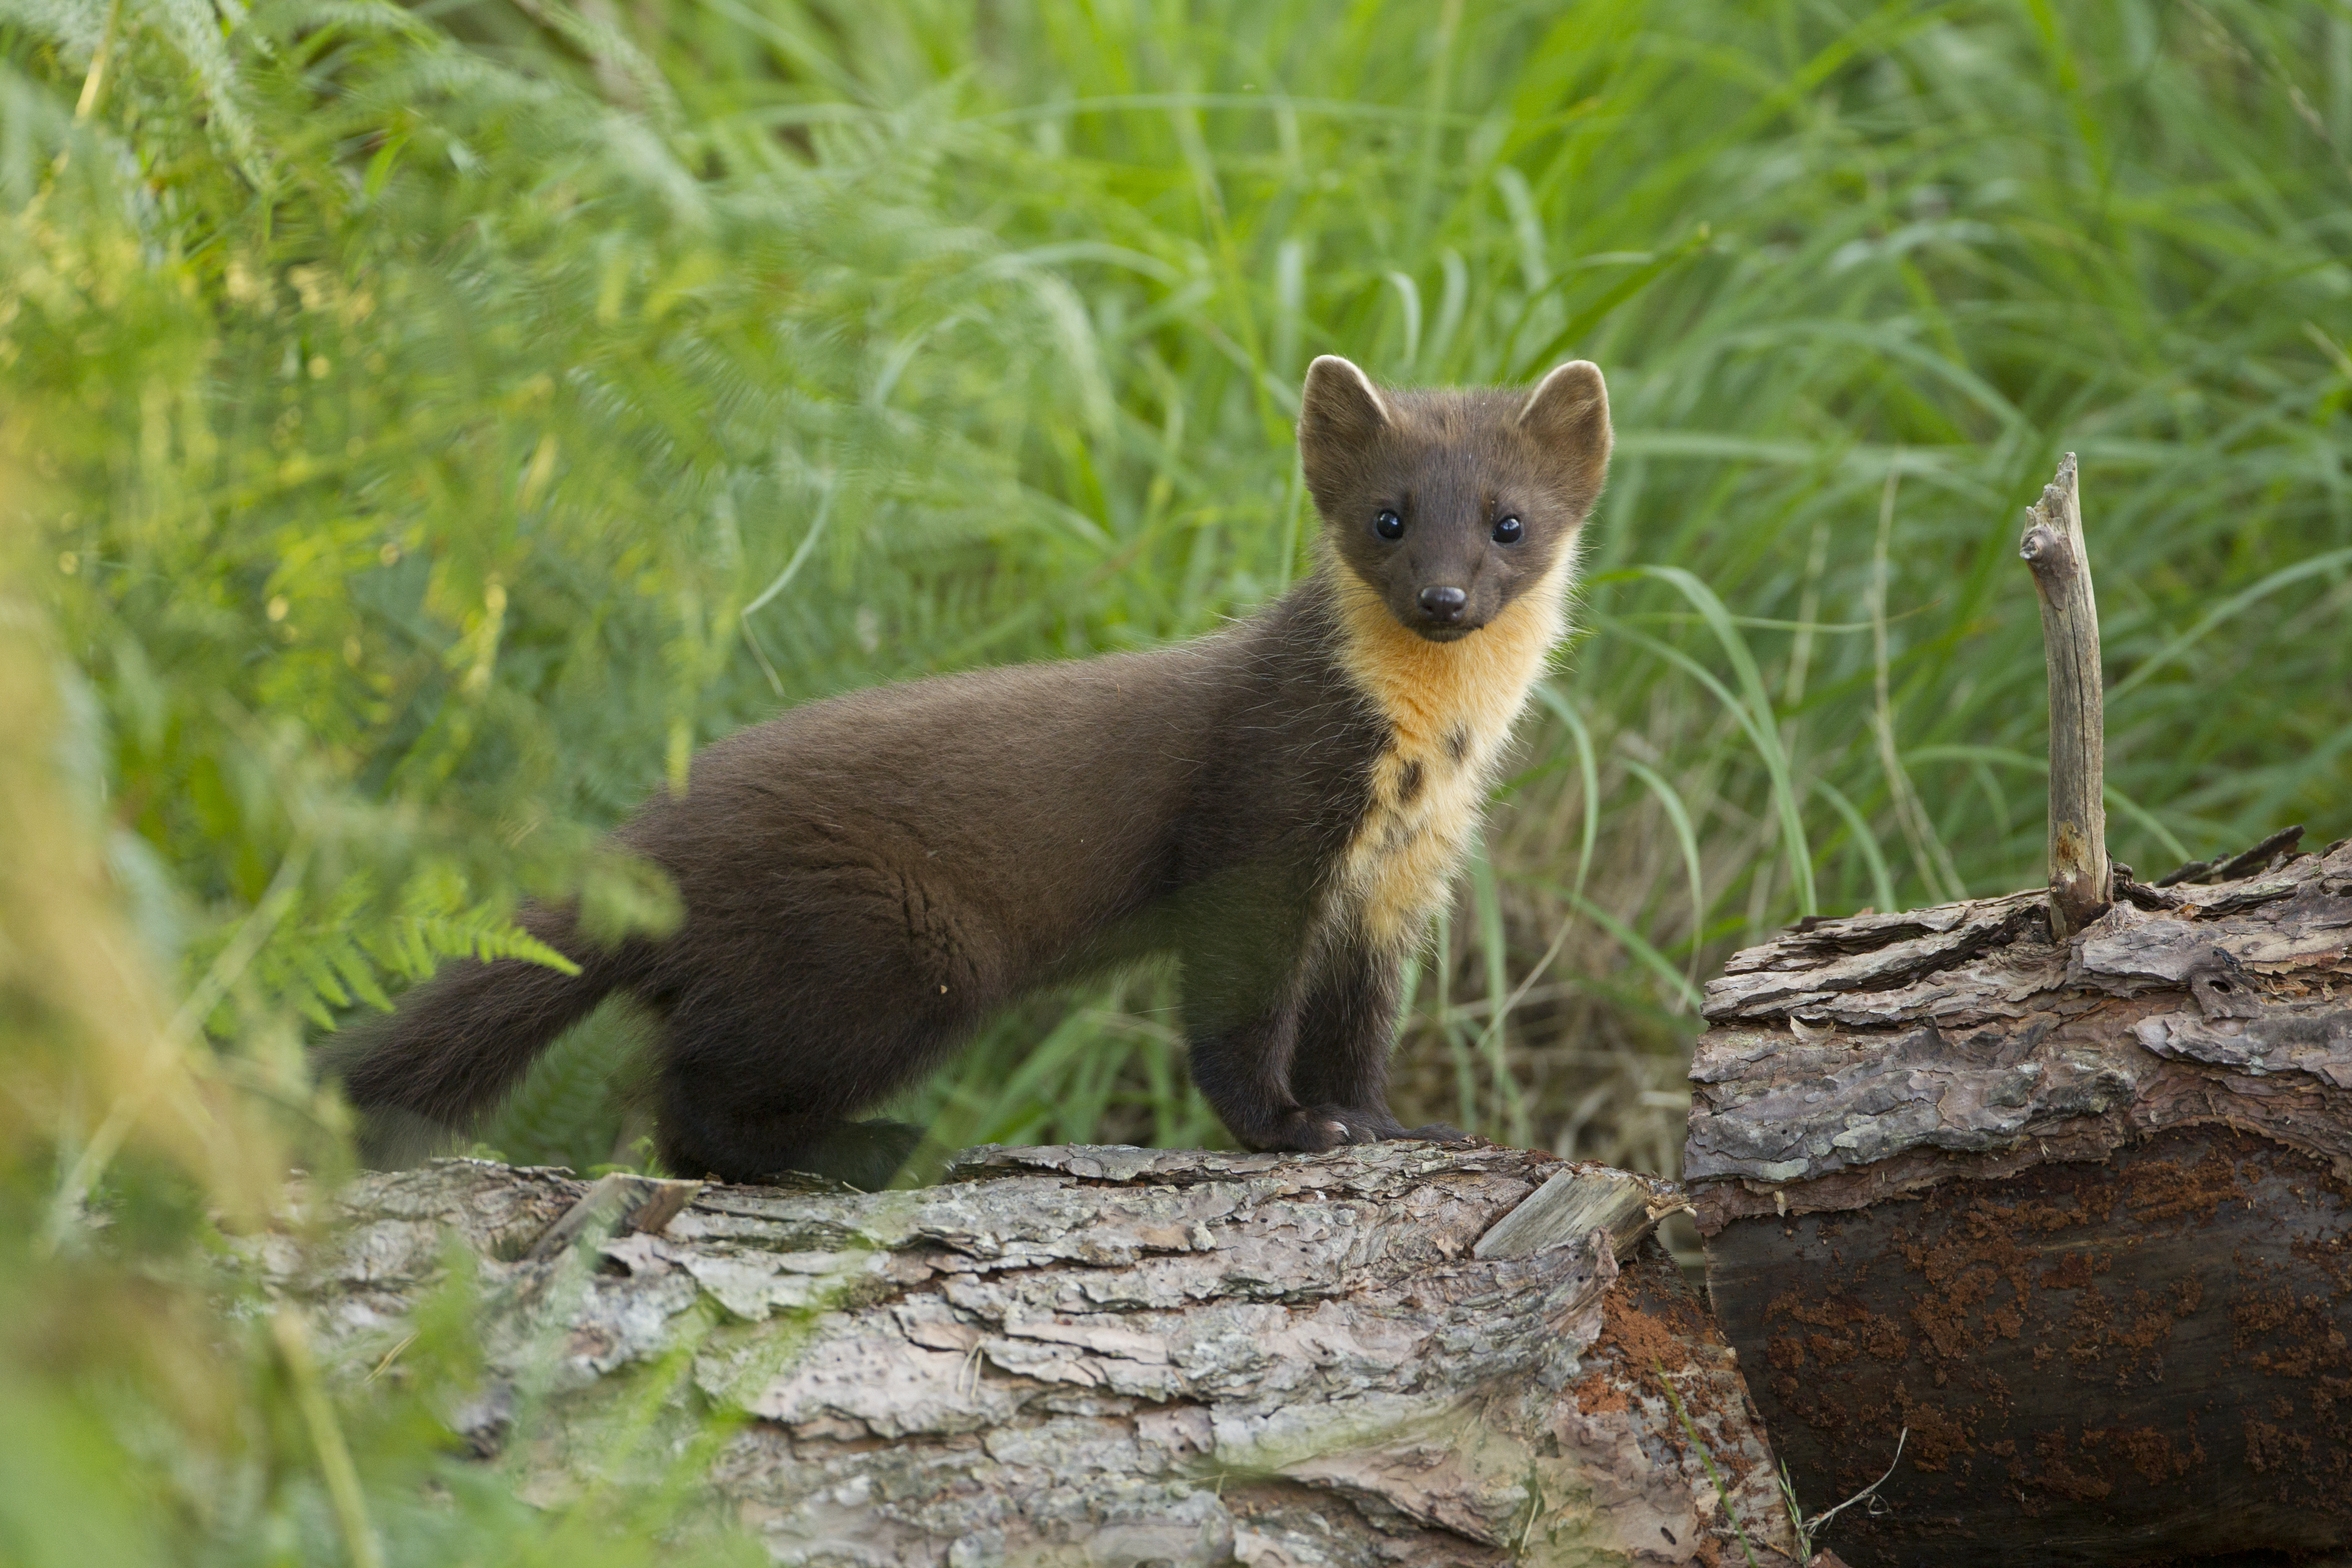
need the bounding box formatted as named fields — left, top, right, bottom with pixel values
left=2018, top=453, right=2110, bottom=940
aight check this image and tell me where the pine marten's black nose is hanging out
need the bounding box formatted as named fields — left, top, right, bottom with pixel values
left=1417, top=585, right=1468, bottom=623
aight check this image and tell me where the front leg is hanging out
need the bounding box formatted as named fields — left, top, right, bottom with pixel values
left=1292, top=932, right=1462, bottom=1143
left=1187, top=997, right=1356, bottom=1152
left=1180, top=918, right=1350, bottom=1153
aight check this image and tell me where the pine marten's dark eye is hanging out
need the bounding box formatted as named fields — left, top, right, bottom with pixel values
left=1373, top=509, right=1405, bottom=541
left=1492, top=515, right=1524, bottom=544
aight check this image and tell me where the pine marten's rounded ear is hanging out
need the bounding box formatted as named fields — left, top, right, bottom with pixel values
left=1298, top=356, right=1393, bottom=495
left=1518, top=361, right=1612, bottom=500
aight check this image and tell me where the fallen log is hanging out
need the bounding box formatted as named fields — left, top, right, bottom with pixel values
left=254, top=1143, right=1804, bottom=1566
left=1688, top=836, right=2352, bottom=1564
left=1684, top=452, right=2352, bottom=1567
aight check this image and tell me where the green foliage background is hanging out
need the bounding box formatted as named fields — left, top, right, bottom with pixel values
left=2, top=0, right=2350, bottom=1558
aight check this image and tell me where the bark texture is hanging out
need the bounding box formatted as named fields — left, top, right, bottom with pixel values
left=247, top=1141, right=1800, bottom=1567
left=1689, top=835, right=2352, bottom=1222
left=1685, top=834, right=2352, bottom=1566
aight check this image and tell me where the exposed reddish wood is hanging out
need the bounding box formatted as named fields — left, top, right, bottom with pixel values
left=1708, top=1124, right=2352, bottom=1565
left=1685, top=838, right=2352, bottom=1565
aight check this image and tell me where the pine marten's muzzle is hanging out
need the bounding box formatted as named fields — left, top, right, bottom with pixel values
left=1416, top=585, right=1468, bottom=625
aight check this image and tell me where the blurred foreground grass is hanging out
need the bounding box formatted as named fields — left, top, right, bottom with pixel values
left=4, top=0, right=2350, bottom=1557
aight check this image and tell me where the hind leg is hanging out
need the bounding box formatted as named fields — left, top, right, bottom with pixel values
left=634, top=828, right=1005, bottom=1182
left=655, top=1085, right=921, bottom=1189
left=649, top=939, right=980, bottom=1185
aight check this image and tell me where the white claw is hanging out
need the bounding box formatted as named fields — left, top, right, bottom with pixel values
left=1326, top=1120, right=1350, bottom=1143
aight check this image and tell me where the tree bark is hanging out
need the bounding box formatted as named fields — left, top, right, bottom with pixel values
left=1685, top=834, right=2352, bottom=1566
left=2019, top=453, right=2110, bottom=941
left=251, top=1142, right=1802, bottom=1567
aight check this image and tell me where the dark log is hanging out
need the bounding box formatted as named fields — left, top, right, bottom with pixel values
left=1685, top=837, right=2352, bottom=1566
left=252, top=1142, right=1804, bottom=1566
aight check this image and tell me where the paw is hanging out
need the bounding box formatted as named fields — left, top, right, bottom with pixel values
left=1260, top=1104, right=1416, bottom=1151
left=1402, top=1122, right=1471, bottom=1143
left=1260, top=1108, right=1353, bottom=1153
left=1319, top=1104, right=1410, bottom=1143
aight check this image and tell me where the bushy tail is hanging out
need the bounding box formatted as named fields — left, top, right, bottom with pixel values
left=327, top=905, right=630, bottom=1142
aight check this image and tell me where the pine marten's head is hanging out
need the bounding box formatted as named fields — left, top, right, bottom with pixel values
left=1297, top=356, right=1611, bottom=643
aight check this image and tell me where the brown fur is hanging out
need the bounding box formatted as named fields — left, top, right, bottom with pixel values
left=329, top=357, right=1611, bottom=1185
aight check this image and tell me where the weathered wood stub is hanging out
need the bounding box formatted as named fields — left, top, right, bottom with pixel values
left=1686, top=833, right=2352, bottom=1566
left=2017, top=453, right=2110, bottom=941
left=250, top=1142, right=1804, bottom=1566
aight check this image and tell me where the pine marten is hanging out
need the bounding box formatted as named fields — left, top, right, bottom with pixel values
left=332, top=355, right=1612, bottom=1184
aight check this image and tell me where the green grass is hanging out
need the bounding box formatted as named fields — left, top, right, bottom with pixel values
left=6, top=0, right=2351, bottom=1558
left=11, top=0, right=2351, bottom=1179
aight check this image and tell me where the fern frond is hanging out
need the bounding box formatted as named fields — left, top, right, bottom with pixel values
left=374, top=913, right=580, bottom=981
